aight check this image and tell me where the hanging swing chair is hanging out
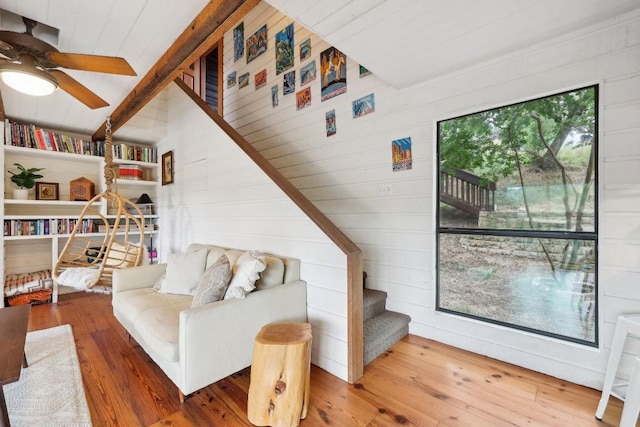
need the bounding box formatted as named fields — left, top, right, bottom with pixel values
left=53, top=118, right=145, bottom=292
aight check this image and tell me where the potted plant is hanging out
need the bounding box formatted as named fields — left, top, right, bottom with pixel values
left=8, top=163, right=44, bottom=200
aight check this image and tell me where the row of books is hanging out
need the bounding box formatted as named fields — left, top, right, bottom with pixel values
left=4, top=119, right=158, bottom=164
left=112, top=143, right=158, bottom=164
left=4, top=119, right=106, bottom=157
left=4, top=219, right=155, bottom=237
left=118, top=164, right=144, bottom=180
left=4, top=219, right=99, bottom=237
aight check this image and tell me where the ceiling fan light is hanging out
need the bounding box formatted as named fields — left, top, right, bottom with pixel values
left=0, top=62, right=58, bottom=96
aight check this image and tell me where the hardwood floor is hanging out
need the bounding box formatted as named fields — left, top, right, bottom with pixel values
left=25, top=291, right=627, bottom=426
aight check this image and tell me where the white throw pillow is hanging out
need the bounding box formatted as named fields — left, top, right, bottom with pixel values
left=159, top=248, right=208, bottom=295
left=224, top=251, right=267, bottom=300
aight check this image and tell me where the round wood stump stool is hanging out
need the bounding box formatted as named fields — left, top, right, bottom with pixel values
left=247, top=322, right=312, bottom=427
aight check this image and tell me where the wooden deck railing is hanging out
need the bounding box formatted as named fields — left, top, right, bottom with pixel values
left=440, top=169, right=496, bottom=216
left=176, top=79, right=364, bottom=383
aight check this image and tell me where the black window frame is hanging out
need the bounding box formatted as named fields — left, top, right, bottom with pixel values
left=435, top=84, right=599, bottom=347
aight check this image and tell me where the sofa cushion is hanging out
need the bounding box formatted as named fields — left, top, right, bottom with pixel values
left=187, top=244, right=227, bottom=270
left=135, top=299, right=191, bottom=362
left=192, top=255, right=232, bottom=307
left=255, top=255, right=285, bottom=290
left=224, top=251, right=267, bottom=299
left=223, top=249, right=244, bottom=267
left=113, top=288, right=192, bottom=337
left=159, top=248, right=208, bottom=295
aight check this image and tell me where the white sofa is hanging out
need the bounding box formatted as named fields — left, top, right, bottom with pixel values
left=112, top=243, right=307, bottom=401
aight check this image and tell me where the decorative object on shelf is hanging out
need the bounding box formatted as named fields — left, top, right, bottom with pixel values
left=135, top=193, right=154, bottom=215
left=162, top=151, right=174, bottom=185
left=8, top=162, right=44, bottom=199
left=36, top=182, right=59, bottom=200
left=70, top=177, right=95, bottom=201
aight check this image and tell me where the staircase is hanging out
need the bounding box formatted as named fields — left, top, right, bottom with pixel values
left=363, top=287, right=411, bottom=365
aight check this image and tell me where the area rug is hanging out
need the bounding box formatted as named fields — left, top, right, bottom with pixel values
left=4, top=324, right=92, bottom=426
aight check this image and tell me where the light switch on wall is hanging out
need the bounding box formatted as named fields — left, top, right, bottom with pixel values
left=377, top=183, right=392, bottom=196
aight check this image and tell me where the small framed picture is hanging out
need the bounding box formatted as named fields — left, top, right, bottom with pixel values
left=36, top=182, right=59, bottom=200
left=162, top=151, right=174, bottom=185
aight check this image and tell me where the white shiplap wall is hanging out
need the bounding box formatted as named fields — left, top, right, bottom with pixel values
left=155, top=84, right=351, bottom=380
left=221, top=3, right=640, bottom=388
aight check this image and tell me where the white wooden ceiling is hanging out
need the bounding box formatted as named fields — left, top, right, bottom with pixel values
left=0, top=0, right=638, bottom=142
left=264, top=0, right=640, bottom=89
left=0, top=0, right=208, bottom=140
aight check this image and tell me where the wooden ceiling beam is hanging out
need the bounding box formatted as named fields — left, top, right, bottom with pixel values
left=92, top=0, right=259, bottom=140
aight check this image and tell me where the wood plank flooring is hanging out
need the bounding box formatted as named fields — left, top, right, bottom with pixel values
left=24, top=291, right=628, bottom=426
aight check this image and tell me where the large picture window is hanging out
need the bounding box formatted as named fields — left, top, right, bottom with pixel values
left=437, top=85, right=598, bottom=345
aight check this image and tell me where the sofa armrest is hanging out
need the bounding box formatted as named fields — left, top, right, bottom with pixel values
left=178, top=280, right=307, bottom=395
left=112, top=263, right=167, bottom=295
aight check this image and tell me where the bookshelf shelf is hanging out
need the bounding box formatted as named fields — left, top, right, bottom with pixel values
left=114, top=179, right=157, bottom=187
left=3, top=230, right=159, bottom=241
left=4, top=144, right=104, bottom=162
left=4, top=199, right=103, bottom=207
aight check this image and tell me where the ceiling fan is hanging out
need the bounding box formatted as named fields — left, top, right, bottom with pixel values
left=0, top=17, right=136, bottom=109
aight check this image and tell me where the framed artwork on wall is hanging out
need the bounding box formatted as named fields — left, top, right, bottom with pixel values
left=162, top=151, right=174, bottom=185
left=36, top=182, right=59, bottom=200
left=246, top=24, right=267, bottom=64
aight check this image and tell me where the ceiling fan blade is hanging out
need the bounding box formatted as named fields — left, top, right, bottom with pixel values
left=0, top=40, right=13, bottom=51
left=49, top=70, right=109, bottom=109
left=47, top=52, right=136, bottom=76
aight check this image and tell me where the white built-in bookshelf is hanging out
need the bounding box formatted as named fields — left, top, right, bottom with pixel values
left=1, top=120, right=160, bottom=306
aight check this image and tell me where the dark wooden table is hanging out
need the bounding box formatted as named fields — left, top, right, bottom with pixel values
left=0, top=305, right=31, bottom=427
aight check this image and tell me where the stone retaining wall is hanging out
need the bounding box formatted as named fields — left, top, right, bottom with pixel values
left=459, top=210, right=594, bottom=263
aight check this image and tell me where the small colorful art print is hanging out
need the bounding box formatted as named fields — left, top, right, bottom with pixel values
left=299, top=38, right=311, bottom=61
left=246, top=24, right=267, bottom=64
left=392, top=137, right=412, bottom=172
left=275, top=23, right=294, bottom=75
left=300, top=60, right=316, bottom=86
left=255, top=69, right=267, bottom=89
left=320, top=46, right=347, bottom=101
left=233, top=22, right=244, bottom=62
left=238, top=72, right=250, bottom=88
left=227, top=71, right=237, bottom=88
left=359, top=65, right=371, bottom=77
left=283, top=70, right=295, bottom=95
left=271, top=85, right=279, bottom=107
left=326, top=110, right=336, bottom=137
left=352, top=93, right=375, bottom=118
left=296, top=87, right=311, bottom=110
